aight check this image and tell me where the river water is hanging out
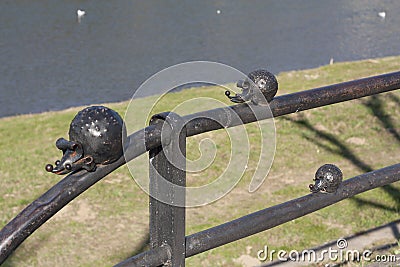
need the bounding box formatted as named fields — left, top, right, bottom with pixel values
left=0, top=0, right=399, bottom=118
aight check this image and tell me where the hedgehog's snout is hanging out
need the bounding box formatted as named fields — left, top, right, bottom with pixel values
left=45, top=138, right=84, bottom=174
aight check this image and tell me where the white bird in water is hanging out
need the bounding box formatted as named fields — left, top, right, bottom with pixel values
left=77, top=9, right=86, bottom=22
left=77, top=9, right=86, bottom=17
left=378, top=11, right=386, bottom=19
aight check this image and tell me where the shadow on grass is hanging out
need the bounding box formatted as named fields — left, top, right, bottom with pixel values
left=284, top=115, right=400, bottom=220
left=132, top=233, right=150, bottom=255
left=359, top=93, right=400, bottom=217
left=2, top=231, right=150, bottom=267
left=2, top=257, right=17, bottom=267
left=261, top=219, right=400, bottom=267
left=284, top=117, right=373, bottom=172
left=116, top=233, right=150, bottom=264
left=363, top=94, right=400, bottom=143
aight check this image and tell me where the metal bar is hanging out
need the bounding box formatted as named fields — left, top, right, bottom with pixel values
left=184, top=163, right=400, bottom=257
left=127, top=71, right=400, bottom=159
left=182, top=70, right=400, bottom=136
left=0, top=157, right=125, bottom=264
left=1, top=71, right=400, bottom=264
left=114, top=245, right=171, bottom=267
left=149, top=112, right=186, bottom=266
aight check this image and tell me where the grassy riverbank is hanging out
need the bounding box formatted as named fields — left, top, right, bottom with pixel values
left=1, top=56, right=400, bottom=266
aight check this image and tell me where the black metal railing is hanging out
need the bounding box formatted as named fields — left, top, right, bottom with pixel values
left=1, top=71, right=400, bottom=266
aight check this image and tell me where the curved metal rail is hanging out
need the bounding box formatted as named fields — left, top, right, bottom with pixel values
left=116, top=162, right=400, bottom=265
left=1, top=71, right=400, bottom=264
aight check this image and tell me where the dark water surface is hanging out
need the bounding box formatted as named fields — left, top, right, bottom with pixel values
left=1, top=0, right=399, bottom=117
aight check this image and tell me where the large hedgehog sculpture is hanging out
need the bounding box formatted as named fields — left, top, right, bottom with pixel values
left=45, top=106, right=126, bottom=175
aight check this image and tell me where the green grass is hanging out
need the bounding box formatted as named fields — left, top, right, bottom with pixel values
left=1, top=56, right=400, bottom=266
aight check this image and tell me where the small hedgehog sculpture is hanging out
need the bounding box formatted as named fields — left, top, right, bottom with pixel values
left=225, top=69, right=278, bottom=105
left=309, top=164, right=343, bottom=193
left=45, top=106, right=126, bottom=175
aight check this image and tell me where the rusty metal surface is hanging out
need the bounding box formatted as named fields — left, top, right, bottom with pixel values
left=185, top=163, right=400, bottom=257
left=1, top=71, right=400, bottom=264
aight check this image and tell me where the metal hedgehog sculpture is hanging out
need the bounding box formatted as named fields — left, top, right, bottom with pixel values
left=225, top=69, right=278, bottom=104
left=309, top=164, right=343, bottom=193
left=45, top=106, right=126, bottom=175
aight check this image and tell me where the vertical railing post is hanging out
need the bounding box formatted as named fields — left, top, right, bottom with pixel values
left=149, top=112, right=186, bottom=266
